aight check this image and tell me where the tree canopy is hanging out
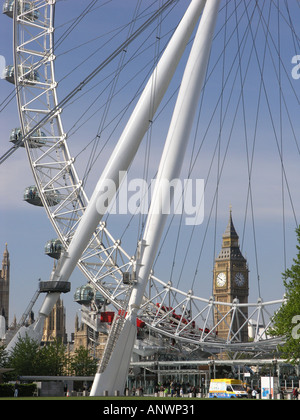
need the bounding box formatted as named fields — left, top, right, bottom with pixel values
left=2, top=335, right=97, bottom=379
left=269, top=227, right=300, bottom=364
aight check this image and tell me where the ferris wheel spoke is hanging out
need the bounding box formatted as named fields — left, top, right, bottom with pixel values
left=6, top=0, right=298, bottom=362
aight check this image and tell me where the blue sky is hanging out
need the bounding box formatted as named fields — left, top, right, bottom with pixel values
left=0, top=0, right=299, bottom=336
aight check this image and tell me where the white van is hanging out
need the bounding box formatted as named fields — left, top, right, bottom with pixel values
left=209, top=379, right=248, bottom=398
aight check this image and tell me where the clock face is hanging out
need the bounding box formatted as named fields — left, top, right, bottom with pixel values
left=216, top=272, right=226, bottom=287
left=235, top=272, right=245, bottom=286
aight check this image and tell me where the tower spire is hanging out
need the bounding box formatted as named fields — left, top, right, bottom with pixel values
left=223, top=207, right=238, bottom=242
left=0, top=243, right=10, bottom=329
left=1, top=243, right=9, bottom=279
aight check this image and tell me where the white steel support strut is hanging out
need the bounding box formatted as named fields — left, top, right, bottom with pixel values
left=90, top=0, right=221, bottom=396
left=6, top=0, right=207, bottom=351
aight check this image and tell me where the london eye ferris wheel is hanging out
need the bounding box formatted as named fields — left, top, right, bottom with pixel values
left=1, top=0, right=299, bottom=395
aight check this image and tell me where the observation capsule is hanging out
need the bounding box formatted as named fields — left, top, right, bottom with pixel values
left=74, top=284, right=106, bottom=306
left=23, top=185, right=42, bottom=206
left=2, top=0, right=13, bottom=17
left=4, top=65, right=40, bottom=85
left=3, top=0, right=39, bottom=20
left=45, top=239, right=63, bottom=260
left=23, top=185, right=60, bottom=207
left=9, top=127, right=46, bottom=148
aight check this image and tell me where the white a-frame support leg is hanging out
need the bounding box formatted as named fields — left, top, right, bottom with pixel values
left=90, top=0, right=221, bottom=397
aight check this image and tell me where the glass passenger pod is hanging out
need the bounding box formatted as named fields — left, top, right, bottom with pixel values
left=23, top=185, right=60, bottom=207
left=2, top=0, right=14, bottom=17
left=23, top=185, right=43, bottom=206
left=45, top=239, right=63, bottom=260
left=3, top=0, right=39, bottom=20
left=74, top=284, right=106, bottom=306
left=4, top=65, right=40, bottom=85
left=9, top=127, right=46, bottom=148
left=4, top=66, right=15, bottom=84
left=43, top=189, right=61, bottom=207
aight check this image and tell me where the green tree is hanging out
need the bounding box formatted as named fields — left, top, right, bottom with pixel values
left=269, top=227, right=300, bottom=363
left=7, top=336, right=99, bottom=378
left=70, top=346, right=97, bottom=376
left=0, top=344, right=8, bottom=368
left=8, top=334, right=40, bottom=376
left=7, top=336, right=69, bottom=377
left=37, top=339, right=68, bottom=376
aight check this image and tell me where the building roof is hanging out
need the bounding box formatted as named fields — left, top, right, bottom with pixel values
left=223, top=209, right=238, bottom=239
left=217, top=209, right=246, bottom=262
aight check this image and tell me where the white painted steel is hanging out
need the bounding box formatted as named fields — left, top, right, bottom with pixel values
left=90, top=0, right=221, bottom=396
left=44, top=0, right=208, bottom=291
left=127, top=0, right=221, bottom=324
left=6, top=0, right=286, bottom=360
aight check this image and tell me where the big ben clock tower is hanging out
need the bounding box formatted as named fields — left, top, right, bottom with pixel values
left=213, top=209, right=249, bottom=342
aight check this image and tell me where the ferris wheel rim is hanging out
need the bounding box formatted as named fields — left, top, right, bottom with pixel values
left=10, top=0, right=289, bottom=352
